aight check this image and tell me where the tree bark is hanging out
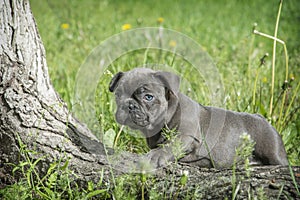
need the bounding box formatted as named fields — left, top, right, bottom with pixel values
left=0, top=0, right=299, bottom=199
left=0, top=0, right=109, bottom=184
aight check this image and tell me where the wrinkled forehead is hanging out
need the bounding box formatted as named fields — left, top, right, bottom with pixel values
left=115, top=71, right=163, bottom=97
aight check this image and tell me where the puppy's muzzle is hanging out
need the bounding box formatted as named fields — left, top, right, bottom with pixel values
left=127, top=100, right=149, bottom=127
left=128, top=102, right=138, bottom=111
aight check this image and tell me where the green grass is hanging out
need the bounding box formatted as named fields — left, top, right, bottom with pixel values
left=33, top=0, right=300, bottom=164
left=30, top=0, right=299, bottom=166
left=2, top=0, right=299, bottom=199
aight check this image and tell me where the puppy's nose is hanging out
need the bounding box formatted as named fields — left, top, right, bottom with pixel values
left=128, top=103, right=135, bottom=110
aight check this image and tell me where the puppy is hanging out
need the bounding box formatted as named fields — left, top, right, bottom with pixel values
left=109, top=68, right=288, bottom=168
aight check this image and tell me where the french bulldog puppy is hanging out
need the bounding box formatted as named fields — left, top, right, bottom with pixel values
left=109, top=68, right=288, bottom=168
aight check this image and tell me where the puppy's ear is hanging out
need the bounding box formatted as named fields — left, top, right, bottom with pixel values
left=154, top=71, right=180, bottom=95
left=109, top=72, right=124, bottom=92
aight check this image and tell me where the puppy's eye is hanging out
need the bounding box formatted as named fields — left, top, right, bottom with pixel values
left=143, top=94, right=154, bottom=102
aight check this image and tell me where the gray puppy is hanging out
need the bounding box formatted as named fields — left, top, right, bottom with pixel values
left=109, top=68, right=288, bottom=168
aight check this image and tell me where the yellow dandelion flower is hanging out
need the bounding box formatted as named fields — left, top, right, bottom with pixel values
left=61, top=23, right=70, bottom=30
left=169, top=40, right=176, bottom=47
left=122, top=23, right=132, bottom=31
left=157, top=17, right=164, bottom=23
left=104, top=70, right=113, bottom=76
left=262, top=77, right=268, bottom=83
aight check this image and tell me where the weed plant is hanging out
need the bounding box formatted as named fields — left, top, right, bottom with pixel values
left=0, top=134, right=110, bottom=199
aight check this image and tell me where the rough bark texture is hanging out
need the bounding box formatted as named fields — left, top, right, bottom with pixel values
left=0, top=0, right=299, bottom=199
left=0, top=0, right=108, bottom=184
left=152, top=164, right=300, bottom=199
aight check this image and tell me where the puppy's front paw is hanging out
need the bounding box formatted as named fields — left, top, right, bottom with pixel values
left=147, top=147, right=174, bottom=168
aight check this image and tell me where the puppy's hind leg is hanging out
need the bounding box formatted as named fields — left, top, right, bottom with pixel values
left=268, top=133, right=289, bottom=166
left=254, top=126, right=289, bottom=166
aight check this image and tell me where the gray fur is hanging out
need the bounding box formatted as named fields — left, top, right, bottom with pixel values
left=109, top=68, right=288, bottom=168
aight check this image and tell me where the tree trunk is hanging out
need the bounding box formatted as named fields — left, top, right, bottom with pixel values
left=0, top=0, right=299, bottom=199
left=0, top=0, right=109, bottom=184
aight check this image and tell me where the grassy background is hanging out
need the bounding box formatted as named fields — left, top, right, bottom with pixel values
left=30, top=0, right=300, bottom=164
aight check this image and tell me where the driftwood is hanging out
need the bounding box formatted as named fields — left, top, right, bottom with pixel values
left=0, top=0, right=299, bottom=199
